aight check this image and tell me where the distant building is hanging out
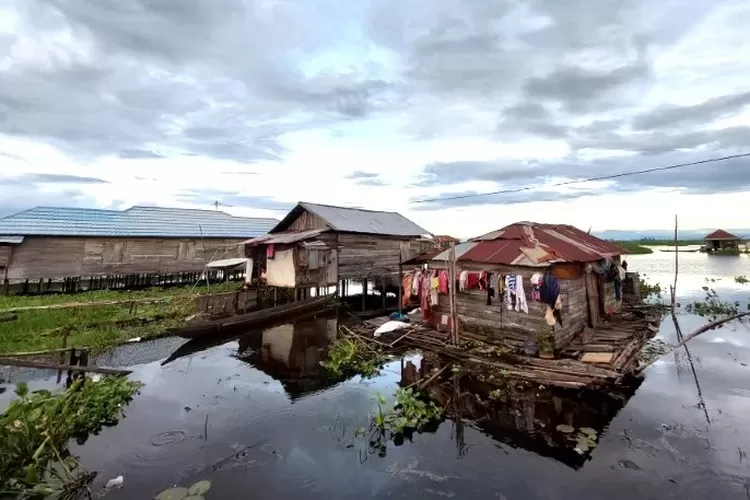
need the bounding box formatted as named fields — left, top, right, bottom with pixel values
left=244, top=201, right=431, bottom=291
left=703, top=229, right=742, bottom=253
left=0, top=206, right=277, bottom=284
left=433, top=235, right=461, bottom=250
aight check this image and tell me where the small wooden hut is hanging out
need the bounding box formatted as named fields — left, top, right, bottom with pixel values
left=703, top=229, right=742, bottom=253
left=243, top=202, right=430, bottom=300
left=425, top=222, right=627, bottom=349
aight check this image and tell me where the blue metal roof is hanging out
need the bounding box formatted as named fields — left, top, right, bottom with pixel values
left=0, top=206, right=278, bottom=239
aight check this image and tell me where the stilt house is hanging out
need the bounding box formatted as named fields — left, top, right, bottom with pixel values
left=703, top=229, right=743, bottom=253
left=0, top=206, right=277, bottom=287
left=243, top=202, right=430, bottom=294
left=425, top=222, right=627, bottom=349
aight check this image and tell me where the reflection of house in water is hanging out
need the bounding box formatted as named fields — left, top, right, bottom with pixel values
left=237, top=317, right=338, bottom=399
left=401, top=358, right=640, bottom=469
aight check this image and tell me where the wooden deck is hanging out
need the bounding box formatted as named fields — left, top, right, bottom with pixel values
left=352, top=305, right=663, bottom=389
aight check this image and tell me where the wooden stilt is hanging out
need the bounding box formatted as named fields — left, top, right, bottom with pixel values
left=361, top=278, right=367, bottom=312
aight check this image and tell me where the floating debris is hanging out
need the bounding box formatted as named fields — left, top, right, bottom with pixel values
left=556, top=424, right=575, bottom=434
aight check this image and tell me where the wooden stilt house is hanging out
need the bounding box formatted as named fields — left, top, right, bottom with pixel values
left=424, top=222, right=628, bottom=349
left=243, top=202, right=431, bottom=300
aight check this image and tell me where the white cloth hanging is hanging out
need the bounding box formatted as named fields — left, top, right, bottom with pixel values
left=459, top=270, right=469, bottom=292
left=515, top=276, right=528, bottom=313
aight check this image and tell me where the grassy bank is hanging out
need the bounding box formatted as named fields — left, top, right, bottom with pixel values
left=614, top=241, right=654, bottom=254
left=0, top=282, right=239, bottom=354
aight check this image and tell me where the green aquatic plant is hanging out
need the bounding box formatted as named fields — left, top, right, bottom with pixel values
left=685, top=278, right=747, bottom=321
left=320, top=337, right=386, bottom=379
left=0, top=376, right=141, bottom=499
left=639, top=276, right=663, bottom=301
left=735, top=275, right=749, bottom=285
left=156, top=480, right=212, bottom=500
left=370, top=388, right=443, bottom=435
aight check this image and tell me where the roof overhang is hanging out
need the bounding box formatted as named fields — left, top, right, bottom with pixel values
left=0, top=236, right=24, bottom=244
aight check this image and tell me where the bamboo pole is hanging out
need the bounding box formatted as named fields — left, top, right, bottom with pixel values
left=0, top=357, right=132, bottom=375
left=671, top=214, right=678, bottom=315
left=636, top=312, right=750, bottom=373
left=1, top=346, right=91, bottom=357
left=448, top=243, right=459, bottom=345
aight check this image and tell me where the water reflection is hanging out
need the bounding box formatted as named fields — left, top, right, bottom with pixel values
left=236, top=317, right=339, bottom=400
left=401, top=357, right=640, bottom=469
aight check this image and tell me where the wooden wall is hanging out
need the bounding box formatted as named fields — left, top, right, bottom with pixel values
left=287, top=211, right=329, bottom=231
left=337, top=233, right=418, bottom=280
left=5, top=236, right=244, bottom=282
left=432, top=262, right=590, bottom=348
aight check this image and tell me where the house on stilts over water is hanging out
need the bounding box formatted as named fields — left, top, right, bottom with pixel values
left=394, top=221, right=660, bottom=388
left=243, top=202, right=431, bottom=306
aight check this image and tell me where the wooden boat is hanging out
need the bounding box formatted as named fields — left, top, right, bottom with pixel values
left=171, top=295, right=339, bottom=340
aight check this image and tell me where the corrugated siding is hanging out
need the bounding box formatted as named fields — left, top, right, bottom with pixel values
left=0, top=206, right=278, bottom=238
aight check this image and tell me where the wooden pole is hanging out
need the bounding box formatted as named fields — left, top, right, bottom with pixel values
left=0, top=357, right=132, bottom=375
left=636, top=312, right=750, bottom=373
left=381, top=277, right=387, bottom=310
left=398, top=253, right=403, bottom=315
left=448, top=243, right=458, bottom=344
left=671, top=214, right=678, bottom=315
left=361, top=278, right=367, bottom=312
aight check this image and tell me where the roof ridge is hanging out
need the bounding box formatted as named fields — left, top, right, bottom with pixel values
left=299, top=201, right=400, bottom=215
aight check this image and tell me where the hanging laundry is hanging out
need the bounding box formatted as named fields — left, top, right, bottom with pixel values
left=459, top=271, right=469, bottom=292
left=515, top=276, right=529, bottom=313
left=487, top=272, right=496, bottom=299
left=420, top=274, right=432, bottom=320
left=504, top=275, right=516, bottom=310
left=494, top=273, right=504, bottom=295
left=466, top=272, right=480, bottom=289
left=412, top=270, right=422, bottom=295
left=540, top=272, right=563, bottom=326
left=530, top=273, right=542, bottom=301
left=478, top=271, right=488, bottom=291
left=438, top=271, right=449, bottom=294
left=429, top=274, right=439, bottom=306
left=266, top=244, right=275, bottom=259
left=402, top=274, right=413, bottom=308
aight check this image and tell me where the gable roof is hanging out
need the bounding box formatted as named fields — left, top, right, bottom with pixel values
left=0, top=206, right=278, bottom=239
left=460, top=222, right=626, bottom=267
left=704, top=229, right=740, bottom=240
left=270, top=202, right=430, bottom=237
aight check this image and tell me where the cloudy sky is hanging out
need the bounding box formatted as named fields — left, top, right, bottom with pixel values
left=1, top=0, right=749, bottom=238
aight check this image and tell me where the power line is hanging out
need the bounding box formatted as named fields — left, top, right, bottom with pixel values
left=410, top=152, right=750, bottom=204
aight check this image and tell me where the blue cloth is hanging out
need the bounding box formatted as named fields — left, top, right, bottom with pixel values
left=540, top=272, right=560, bottom=308
left=390, top=312, right=410, bottom=322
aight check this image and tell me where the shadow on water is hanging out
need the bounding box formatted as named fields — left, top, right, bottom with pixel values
left=2, top=251, right=750, bottom=499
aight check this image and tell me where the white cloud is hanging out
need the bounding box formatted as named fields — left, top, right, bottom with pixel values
left=0, top=0, right=748, bottom=237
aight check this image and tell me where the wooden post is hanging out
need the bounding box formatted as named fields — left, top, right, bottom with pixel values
left=362, top=278, right=367, bottom=312
left=22, top=279, right=29, bottom=295
left=448, top=243, right=458, bottom=345
left=37, top=278, right=43, bottom=294
left=2, top=278, right=8, bottom=296
left=398, top=254, right=403, bottom=315
left=381, top=277, right=387, bottom=310
left=671, top=214, right=678, bottom=315
left=273, top=287, right=277, bottom=307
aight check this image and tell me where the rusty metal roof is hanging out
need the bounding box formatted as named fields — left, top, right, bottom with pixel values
left=461, top=222, right=626, bottom=267
left=704, top=229, right=740, bottom=240
left=271, top=202, right=430, bottom=237
left=243, top=228, right=327, bottom=245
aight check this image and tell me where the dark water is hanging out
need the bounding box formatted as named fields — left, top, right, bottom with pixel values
left=2, top=251, right=749, bottom=499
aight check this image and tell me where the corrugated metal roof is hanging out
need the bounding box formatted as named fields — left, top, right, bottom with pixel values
left=0, top=206, right=278, bottom=238
left=461, top=222, right=625, bottom=266
left=244, top=228, right=328, bottom=245
left=0, top=236, right=24, bottom=244
left=430, top=242, right=478, bottom=262
left=271, top=202, right=430, bottom=237
left=705, top=229, right=740, bottom=240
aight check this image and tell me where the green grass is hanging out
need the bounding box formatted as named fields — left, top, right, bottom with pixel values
left=615, top=242, right=654, bottom=254
left=0, top=282, right=240, bottom=354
